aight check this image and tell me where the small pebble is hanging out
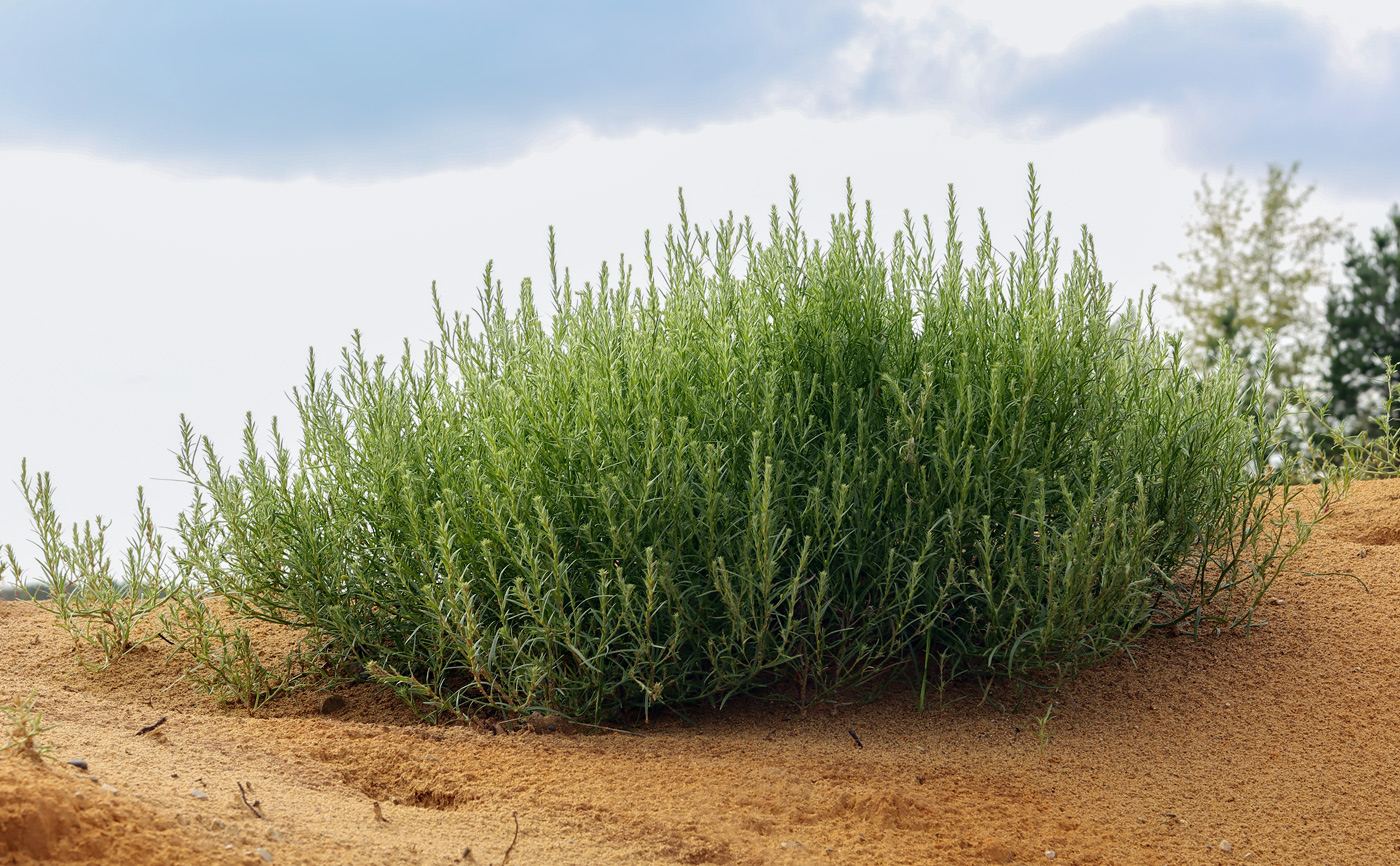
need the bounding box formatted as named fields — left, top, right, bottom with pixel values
left=1045, top=851, right=1056, bottom=860
left=1221, top=840, right=1233, bottom=852
left=189, top=788, right=209, bottom=799
left=67, top=759, right=89, bottom=771
left=266, top=827, right=284, bottom=844
left=100, top=784, right=119, bottom=794
left=255, top=848, right=274, bottom=862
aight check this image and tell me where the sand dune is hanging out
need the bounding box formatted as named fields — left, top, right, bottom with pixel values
left=5, top=478, right=1400, bottom=865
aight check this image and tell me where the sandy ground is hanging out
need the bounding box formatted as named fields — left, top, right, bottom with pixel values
left=4, top=478, right=1400, bottom=866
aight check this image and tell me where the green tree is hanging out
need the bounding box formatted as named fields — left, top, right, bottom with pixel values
left=1325, top=206, right=1400, bottom=432
left=1157, top=163, right=1345, bottom=410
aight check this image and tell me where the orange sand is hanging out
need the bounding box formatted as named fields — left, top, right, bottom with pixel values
left=4, top=478, right=1400, bottom=865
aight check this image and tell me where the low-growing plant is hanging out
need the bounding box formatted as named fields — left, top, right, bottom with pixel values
left=168, top=170, right=1345, bottom=722
left=2, top=691, right=58, bottom=761
left=1316, top=358, right=1400, bottom=479
left=10, top=463, right=178, bottom=670
left=1033, top=701, right=1055, bottom=765
left=158, top=586, right=298, bottom=712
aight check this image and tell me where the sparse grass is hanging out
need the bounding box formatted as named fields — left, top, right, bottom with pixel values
left=158, top=588, right=300, bottom=712
left=159, top=169, right=1343, bottom=723
left=1316, top=358, right=1400, bottom=479
left=2, top=691, right=58, bottom=761
left=8, top=464, right=177, bottom=670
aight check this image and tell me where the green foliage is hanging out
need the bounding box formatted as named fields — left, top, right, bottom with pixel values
left=10, top=462, right=177, bottom=670
left=1033, top=701, right=1055, bottom=765
left=1157, top=163, right=1345, bottom=414
left=6, top=467, right=307, bottom=712
left=1325, top=207, right=1400, bottom=436
left=158, top=588, right=297, bottom=712
left=166, top=172, right=1339, bottom=722
left=1315, top=358, right=1400, bottom=479
left=2, top=691, right=58, bottom=761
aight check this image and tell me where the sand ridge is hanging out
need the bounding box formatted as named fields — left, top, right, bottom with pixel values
left=4, top=478, right=1400, bottom=864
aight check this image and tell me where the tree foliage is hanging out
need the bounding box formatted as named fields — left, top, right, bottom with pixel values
left=1326, top=206, right=1400, bottom=431
left=1157, top=163, right=1345, bottom=410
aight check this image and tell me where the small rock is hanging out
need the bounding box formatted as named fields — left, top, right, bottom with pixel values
left=189, top=788, right=209, bottom=799
left=67, top=759, right=89, bottom=771
left=72, top=792, right=84, bottom=800
left=266, top=827, right=284, bottom=844
left=255, top=847, right=274, bottom=862
left=1045, top=851, right=1056, bottom=860
left=1221, top=840, right=1233, bottom=852
left=100, top=784, right=119, bottom=794
left=212, top=819, right=226, bottom=831
left=319, top=695, right=346, bottom=714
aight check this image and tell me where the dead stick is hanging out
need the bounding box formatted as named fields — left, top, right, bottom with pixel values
left=847, top=728, right=863, bottom=748
left=136, top=716, right=167, bottom=736
left=501, top=716, right=642, bottom=737
left=568, top=720, right=643, bottom=738
left=499, top=811, right=519, bottom=866
left=237, top=781, right=264, bottom=819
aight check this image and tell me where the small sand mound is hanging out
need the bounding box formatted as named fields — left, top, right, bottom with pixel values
left=0, top=756, right=235, bottom=866
left=1355, top=523, right=1400, bottom=546
left=1323, top=477, right=1400, bottom=545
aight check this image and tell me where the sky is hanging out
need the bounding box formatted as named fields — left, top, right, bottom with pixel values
left=2, top=0, right=1399, bottom=579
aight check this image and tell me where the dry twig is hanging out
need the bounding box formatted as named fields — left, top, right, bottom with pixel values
left=499, top=811, right=519, bottom=866
left=238, top=781, right=263, bottom=819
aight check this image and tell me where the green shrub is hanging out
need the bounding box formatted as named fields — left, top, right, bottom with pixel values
left=174, top=171, right=1339, bottom=722
left=5, top=465, right=177, bottom=670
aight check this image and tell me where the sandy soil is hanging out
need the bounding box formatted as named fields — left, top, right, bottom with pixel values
left=4, top=478, right=1400, bottom=866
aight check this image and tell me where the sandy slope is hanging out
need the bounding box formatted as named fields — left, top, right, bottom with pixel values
left=4, top=478, right=1400, bottom=866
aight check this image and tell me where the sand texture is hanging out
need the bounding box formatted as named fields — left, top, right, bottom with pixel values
left=4, top=478, right=1400, bottom=865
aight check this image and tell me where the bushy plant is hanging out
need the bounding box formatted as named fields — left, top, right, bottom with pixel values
left=6, top=464, right=177, bottom=670
left=173, top=171, right=1339, bottom=721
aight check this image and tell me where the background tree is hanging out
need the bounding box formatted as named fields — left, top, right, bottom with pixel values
left=1325, top=206, right=1400, bottom=432
left=1157, top=163, right=1345, bottom=413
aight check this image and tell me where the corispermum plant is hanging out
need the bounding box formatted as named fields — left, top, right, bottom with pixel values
left=2, top=691, right=58, bottom=761
left=8, top=464, right=177, bottom=671
left=171, top=169, right=1339, bottom=722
